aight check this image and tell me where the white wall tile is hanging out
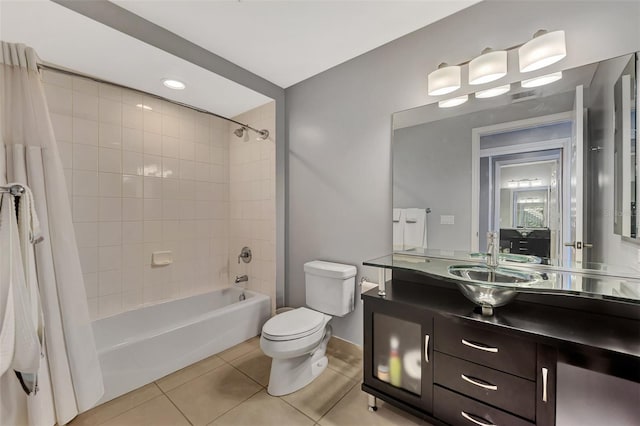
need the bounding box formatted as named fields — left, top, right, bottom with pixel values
left=143, top=154, right=162, bottom=177
left=162, top=179, right=180, bottom=199
left=73, top=144, right=98, bottom=171
left=98, top=147, right=122, bottom=173
left=122, top=152, right=143, bottom=176
left=99, top=123, right=122, bottom=148
left=122, top=198, right=143, bottom=221
left=143, top=132, right=162, bottom=156
left=73, top=170, right=98, bottom=196
left=73, top=118, right=99, bottom=146
left=122, top=221, right=143, bottom=244
left=98, top=294, right=121, bottom=318
left=73, top=92, right=99, bottom=121
left=180, top=141, right=195, bottom=161
left=84, top=273, right=98, bottom=298
left=143, top=110, right=162, bottom=134
left=143, top=177, right=162, bottom=199
left=99, top=197, right=121, bottom=221
left=100, top=98, right=122, bottom=125
left=123, top=128, right=143, bottom=152
left=162, top=157, right=180, bottom=179
left=122, top=104, right=143, bottom=129
left=143, top=220, right=163, bottom=243
left=99, top=83, right=122, bottom=101
left=99, top=172, right=122, bottom=197
left=143, top=199, right=162, bottom=220
left=78, top=246, right=98, bottom=274
left=162, top=136, right=180, bottom=158
left=179, top=160, right=195, bottom=180
left=162, top=114, right=180, bottom=137
left=99, top=245, right=122, bottom=271
left=122, top=175, right=143, bottom=198
left=99, top=222, right=122, bottom=246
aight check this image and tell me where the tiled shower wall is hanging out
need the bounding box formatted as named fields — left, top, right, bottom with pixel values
left=228, top=103, right=276, bottom=313
left=41, top=69, right=272, bottom=319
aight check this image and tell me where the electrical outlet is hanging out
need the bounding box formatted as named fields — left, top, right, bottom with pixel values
left=440, top=215, right=455, bottom=225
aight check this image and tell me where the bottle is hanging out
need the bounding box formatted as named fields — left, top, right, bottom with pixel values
left=377, top=363, right=389, bottom=383
left=389, top=336, right=402, bottom=387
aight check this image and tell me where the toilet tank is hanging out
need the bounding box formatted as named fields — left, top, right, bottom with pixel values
left=304, top=261, right=357, bottom=317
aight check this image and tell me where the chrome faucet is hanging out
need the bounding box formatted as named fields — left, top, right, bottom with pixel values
left=235, top=274, right=248, bottom=284
left=486, top=232, right=499, bottom=268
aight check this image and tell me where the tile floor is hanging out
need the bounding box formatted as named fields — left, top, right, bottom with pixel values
left=71, top=336, right=431, bottom=426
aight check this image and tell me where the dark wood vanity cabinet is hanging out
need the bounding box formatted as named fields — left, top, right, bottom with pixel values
left=363, top=293, right=434, bottom=413
left=363, top=282, right=557, bottom=426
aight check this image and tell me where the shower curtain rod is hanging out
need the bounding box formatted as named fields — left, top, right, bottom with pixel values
left=37, top=63, right=270, bottom=138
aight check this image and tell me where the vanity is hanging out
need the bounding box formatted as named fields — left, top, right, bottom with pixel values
left=361, top=255, right=640, bottom=426
left=368, top=49, right=640, bottom=425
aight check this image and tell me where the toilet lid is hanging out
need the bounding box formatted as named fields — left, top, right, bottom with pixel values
left=262, top=308, right=326, bottom=341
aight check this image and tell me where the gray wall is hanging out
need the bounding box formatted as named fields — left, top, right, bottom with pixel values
left=285, top=0, right=640, bottom=345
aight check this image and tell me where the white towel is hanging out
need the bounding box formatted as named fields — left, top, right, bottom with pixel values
left=403, top=208, right=428, bottom=249
left=392, top=209, right=405, bottom=251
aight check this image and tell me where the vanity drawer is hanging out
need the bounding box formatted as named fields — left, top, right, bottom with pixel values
left=435, top=317, right=536, bottom=379
left=434, top=352, right=535, bottom=420
left=434, top=385, right=533, bottom=426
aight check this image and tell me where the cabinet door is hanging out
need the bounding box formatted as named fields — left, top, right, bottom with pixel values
left=364, top=298, right=433, bottom=413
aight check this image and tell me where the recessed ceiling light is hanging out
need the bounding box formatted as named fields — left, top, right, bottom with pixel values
left=521, top=71, right=562, bottom=88
left=475, top=84, right=511, bottom=99
left=136, top=103, right=153, bottom=111
left=162, top=78, right=186, bottom=90
left=438, top=94, right=468, bottom=108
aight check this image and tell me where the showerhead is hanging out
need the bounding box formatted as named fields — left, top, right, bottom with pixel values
left=234, top=127, right=246, bottom=137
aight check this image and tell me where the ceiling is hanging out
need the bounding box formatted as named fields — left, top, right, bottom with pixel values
left=0, top=0, right=477, bottom=116
left=112, top=0, right=479, bottom=88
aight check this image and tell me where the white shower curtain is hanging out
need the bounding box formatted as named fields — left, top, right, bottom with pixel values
left=0, top=42, right=103, bottom=425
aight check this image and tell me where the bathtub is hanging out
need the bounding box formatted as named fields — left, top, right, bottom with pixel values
left=92, top=288, right=270, bottom=404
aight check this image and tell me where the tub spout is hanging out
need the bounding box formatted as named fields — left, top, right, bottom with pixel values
left=235, top=274, right=248, bottom=284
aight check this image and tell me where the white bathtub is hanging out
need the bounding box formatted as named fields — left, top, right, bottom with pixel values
left=92, top=288, right=270, bottom=404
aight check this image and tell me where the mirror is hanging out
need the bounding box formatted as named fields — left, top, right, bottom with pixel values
left=613, top=54, right=638, bottom=241
left=392, top=52, right=640, bottom=278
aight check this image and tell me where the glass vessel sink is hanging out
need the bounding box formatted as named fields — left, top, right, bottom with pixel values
left=448, top=265, right=544, bottom=315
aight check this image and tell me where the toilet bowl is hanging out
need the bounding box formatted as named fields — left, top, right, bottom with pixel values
left=260, top=261, right=357, bottom=396
left=260, top=307, right=332, bottom=396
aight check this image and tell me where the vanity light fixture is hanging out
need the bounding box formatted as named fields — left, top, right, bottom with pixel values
left=507, top=180, right=518, bottom=188
left=469, top=49, right=508, bottom=85
left=475, top=84, right=511, bottom=99
left=162, top=78, right=186, bottom=90
left=521, top=71, right=563, bottom=88
left=519, top=30, right=567, bottom=73
left=531, top=178, right=543, bottom=187
left=428, top=63, right=461, bottom=96
left=438, top=94, right=468, bottom=108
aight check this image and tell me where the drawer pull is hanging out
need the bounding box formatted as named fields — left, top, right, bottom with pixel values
left=425, top=335, right=430, bottom=363
left=461, top=374, right=498, bottom=391
left=461, top=339, right=499, bottom=353
left=461, top=411, right=497, bottom=426
left=542, top=367, right=548, bottom=402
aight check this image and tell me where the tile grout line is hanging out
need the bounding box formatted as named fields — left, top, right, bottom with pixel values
left=82, top=383, right=165, bottom=426
left=153, top=381, right=195, bottom=426
left=204, top=387, right=264, bottom=426
left=315, top=377, right=361, bottom=425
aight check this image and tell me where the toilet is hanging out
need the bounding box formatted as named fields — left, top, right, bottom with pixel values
left=260, top=260, right=357, bottom=396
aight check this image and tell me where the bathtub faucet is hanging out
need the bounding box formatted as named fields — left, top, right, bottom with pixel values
left=235, top=274, right=248, bottom=284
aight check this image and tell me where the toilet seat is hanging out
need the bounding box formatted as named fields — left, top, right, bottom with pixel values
left=262, top=307, right=327, bottom=341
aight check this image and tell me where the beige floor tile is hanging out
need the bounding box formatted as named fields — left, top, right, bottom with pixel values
left=166, top=363, right=262, bottom=425
left=156, top=354, right=226, bottom=392
left=100, top=395, right=190, bottom=426
left=318, top=384, right=430, bottom=426
left=326, top=338, right=363, bottom=381
left=229, top=348, right=272, bottom=387
left=209, top=389, right=315, bottom=426
left=282, top=368, right=358, bottom=421
left=218, top=336, right=261, bottom=362
left=70, top=383, right=162, bottom=426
